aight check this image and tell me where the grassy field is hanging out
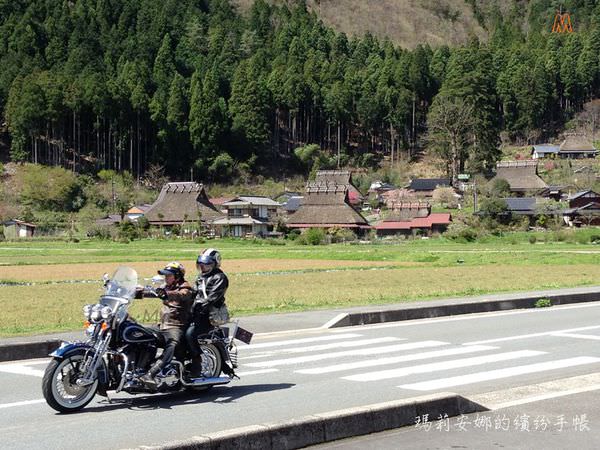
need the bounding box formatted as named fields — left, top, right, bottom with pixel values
left=1, top=234, right=600, bottom=337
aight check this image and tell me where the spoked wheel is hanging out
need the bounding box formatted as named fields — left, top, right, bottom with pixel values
left=199, top=344, right=222, bottom=377
left=185, top=344, right=222, bottom=393
left=42, top=354, right=98, bottom=413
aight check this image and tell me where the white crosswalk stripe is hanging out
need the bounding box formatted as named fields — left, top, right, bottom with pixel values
left=0, top=363, right=45, bottom=377
left=399, top=356, right=600, bottom=391
left=242, top=337, right=403, bottom=359
left=342, top=350, right=546, bottom=382
left=244, top=340, right=448, bottom=368
left=239, top=333, right=363, bottom=350
left=295, top=345, right=497, bottom=375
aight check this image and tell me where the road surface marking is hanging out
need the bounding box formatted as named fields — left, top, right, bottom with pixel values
left=463, top=325, right=600, bottom=345
left=0, top=399, right=45, bottom=409
left=241, top=337, right=402, bottom=359
left=551, top=332, right=600, bottom=341
left=295, top=345, right=497, bottom=375
left=471, top=372, right=600, bottom=409
left=238, top=333, right=363, bottom=350
left=0, top=363, right=45, bottom=377
left=245, top=341, right=448, bottom=368
left=399, top=356, right=600, bottom=391
left=234, top=368, right=278, bottom=376
left=343, top=350, right=544, bottom=382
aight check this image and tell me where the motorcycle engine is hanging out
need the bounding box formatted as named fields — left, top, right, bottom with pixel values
left=158, top=365, right=180, bottom=388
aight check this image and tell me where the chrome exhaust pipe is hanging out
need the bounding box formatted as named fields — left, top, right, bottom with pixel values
left=181, top=376, right=231, bottom=387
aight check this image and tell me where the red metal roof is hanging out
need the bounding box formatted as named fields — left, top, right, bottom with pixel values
left=374, top=213, right=451, bottom=230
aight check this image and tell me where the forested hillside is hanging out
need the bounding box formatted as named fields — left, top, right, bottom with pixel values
left=2, top=0, right=600, bottom=183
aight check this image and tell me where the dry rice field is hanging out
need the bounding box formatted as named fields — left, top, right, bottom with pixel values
left=0, top=259, right=420, bottom=282
left=2, top=262, right=599, bottom=337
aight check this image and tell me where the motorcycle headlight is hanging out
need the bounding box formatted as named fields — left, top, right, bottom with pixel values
left=83, top=304, right=92, bottom=319
left=100, top=306, right=113, bottom=320
left=91, top=304, right=102, bottom=322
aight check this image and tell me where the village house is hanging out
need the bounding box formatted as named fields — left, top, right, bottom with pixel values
left=531, top=144, right=560, bottom=159
left=212, top=196, right=281, bottom=237
left=2, top=219, right=36, bottom=238
left=373, top=212, right=451, bottom=237
left=315, top=170, right=363, bottom=206
left=491, top=161, right=548, bottom=196
left=407, top=178, right=451, bottom=197
left=531, top=135, right=598, bottom=160
left=563, top=190, right=600, bottom=226
left=286, top=182, right=370, bottom=234
left=144, top=182, right=224, bottom=232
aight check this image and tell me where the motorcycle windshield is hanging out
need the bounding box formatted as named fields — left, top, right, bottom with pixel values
left=105, top=266, right=138, bottom=299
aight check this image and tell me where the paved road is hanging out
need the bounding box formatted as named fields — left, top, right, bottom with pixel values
left=3, top=302, right=600, bottom=449
left=310, top=390, right=600, bottom=449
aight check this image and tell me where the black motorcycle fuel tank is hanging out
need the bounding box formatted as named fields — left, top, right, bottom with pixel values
left=121, top=321, right=159, bottom=343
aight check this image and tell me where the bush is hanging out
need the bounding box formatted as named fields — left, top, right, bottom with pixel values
left=118, top=221, right=140, bottom=241
left=86, top=225, right=113, bottom=240
left=445, top=222, right=479, bottom=242
left=535, top=298, right=552, bottom=308
left=590, top=234, right=600, bottom=244
left=528, top=235, right=537, bottom=244
left=299, top=228, right=326, bottom=245
left=328, top=227, right=356, bottom=243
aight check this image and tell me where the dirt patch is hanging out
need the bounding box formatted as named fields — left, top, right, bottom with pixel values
left=2, top=259, right=416, bottom=282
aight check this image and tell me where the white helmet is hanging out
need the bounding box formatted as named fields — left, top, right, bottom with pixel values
left=197, top=248, right=221, bottom=268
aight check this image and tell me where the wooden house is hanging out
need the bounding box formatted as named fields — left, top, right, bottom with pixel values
left=212, top=196, right=281, bottom=237
left=3, top=219, right=36, bottom=239
left=491, top=161, right=548, bottom=196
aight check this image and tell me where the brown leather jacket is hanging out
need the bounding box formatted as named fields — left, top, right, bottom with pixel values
left=159, top=280, right=194, bottom=330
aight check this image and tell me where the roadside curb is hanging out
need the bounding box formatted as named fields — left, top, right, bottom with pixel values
left=328, top=290, right=600, bottom=328
left=134, top=392, right=486, bottom=449
left=0, top=339, right=61, bottom=363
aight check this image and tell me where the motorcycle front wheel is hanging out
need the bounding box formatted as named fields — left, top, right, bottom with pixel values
left=42, top=354, right=98, bottom=413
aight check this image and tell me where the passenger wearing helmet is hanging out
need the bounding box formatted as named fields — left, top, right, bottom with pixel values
left=186, top=248, right=229, bottom=378
left=140, top=262, right=194, bottom=388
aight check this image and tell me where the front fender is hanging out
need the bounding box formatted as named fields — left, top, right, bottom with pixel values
left=49, top=341, right=93, bottom=358
left=49, top=342, right=109, bottom=390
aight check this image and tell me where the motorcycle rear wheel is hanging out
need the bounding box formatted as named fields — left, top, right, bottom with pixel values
left=185, top=343, right=222, bottom=392
left=42, top=355, right=98, bottom=413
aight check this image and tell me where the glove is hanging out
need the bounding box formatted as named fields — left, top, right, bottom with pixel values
left=155, top=287, right=167, bottom=300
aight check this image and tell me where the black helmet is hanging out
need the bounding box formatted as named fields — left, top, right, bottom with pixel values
left=197, top=248, right=221, bottom=268
left=158, top=261, right=185, bottom=279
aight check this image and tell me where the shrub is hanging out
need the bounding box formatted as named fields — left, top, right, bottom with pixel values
left=86, top=225, right=113, bottom=240
left=118, top=221, right=140, bottom=241
left=445, top=222, right=479, bottom=242
left=535, top=298, right=552, bottom=308
left=328, top=227, right=356, bottom=243
left=590, top=234, right=600, bottom=244
left=528, top=235, right=537, bottom=244
left=299, top=228, right=326, bottom=245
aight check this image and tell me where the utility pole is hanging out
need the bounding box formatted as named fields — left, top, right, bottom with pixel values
left=473, top=179, right=478, bottom=213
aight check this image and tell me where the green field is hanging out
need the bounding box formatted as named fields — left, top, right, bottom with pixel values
left=1, top=233, right=600, bottom=337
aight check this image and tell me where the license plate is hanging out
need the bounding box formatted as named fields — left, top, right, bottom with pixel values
left=234, top=326, right=253, bottom=344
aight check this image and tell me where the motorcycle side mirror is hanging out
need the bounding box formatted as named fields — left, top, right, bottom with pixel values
left=151, top=275, right=165, bottom=288
left=151, top=275, right=164, bottom=284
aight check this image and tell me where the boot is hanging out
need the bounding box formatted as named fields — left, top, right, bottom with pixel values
left=140, top=361, right=162, bottom=389
left=189, top=356, right=203, bottom=378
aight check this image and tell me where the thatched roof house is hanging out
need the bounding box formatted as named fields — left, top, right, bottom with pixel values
left=492, top=161, right=548, bottom=195
left=144, top=182, right=224, bottom=226
left=559, top=134, right=597, bottom=158
left=315, top=170, right=363, bottom=205
left=287, top=182, right=369, bottom=230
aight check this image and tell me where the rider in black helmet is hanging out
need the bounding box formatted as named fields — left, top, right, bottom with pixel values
left=186, top=248, right=229, bottom=378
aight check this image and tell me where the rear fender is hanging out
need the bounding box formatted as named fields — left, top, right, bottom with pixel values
left=49, top=342, right=109, bottom=389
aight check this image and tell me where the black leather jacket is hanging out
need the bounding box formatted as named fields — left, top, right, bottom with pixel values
left=191, top=268, right=228, bottom=322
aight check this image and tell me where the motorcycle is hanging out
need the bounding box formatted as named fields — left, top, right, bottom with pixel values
left=42, top=266, right=252, bottom=413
